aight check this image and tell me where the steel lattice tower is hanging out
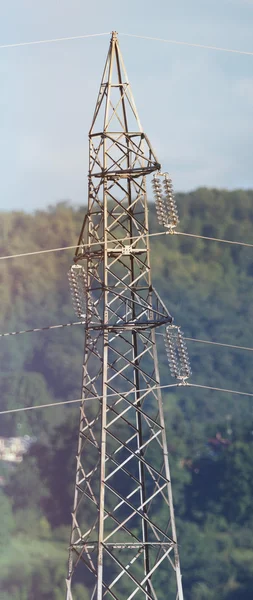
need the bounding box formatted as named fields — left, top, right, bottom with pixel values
left=66, top=31, right=184, bottom=600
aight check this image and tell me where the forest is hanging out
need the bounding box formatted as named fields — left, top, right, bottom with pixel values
left=0, top=187, right=253, bottom=599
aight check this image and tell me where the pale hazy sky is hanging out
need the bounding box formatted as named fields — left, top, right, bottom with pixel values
left=1, top=0, right=253, bottom=211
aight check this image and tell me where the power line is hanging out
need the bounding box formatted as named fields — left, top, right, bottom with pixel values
left=175, top=231, right=253, bottom=248
left=0, top=32, right=110, bottom=50
left=1, top=30, right=253, bottom=58
left=185, top=337, right=253, bottom=353
left=120, top=33, right=253, bottom=57
left=1, top=380, right=253, bottom=417
left=0, top=232, right=165, bottom=261
left=0, top=383, right=179, bottom=415
left=2, top=322, right=253, bottom=357
left=156, top=332, right=253, bottom=354
left=0, top=242, right=89, bottom=260
left=0, top=320, right=85, bottom=337
left=188, top=383, right=253, bottom=398
left=1, top=229, right=253, bottom=262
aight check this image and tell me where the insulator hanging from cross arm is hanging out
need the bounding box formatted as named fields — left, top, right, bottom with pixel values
left=163, top=175, right=179, bottom=228
left=152, top=173, right=179, bottom=230
left=152, top=176, right=167, bottom=227
left=68, top=264, right=88, bottom=318
left=165, top=324, right=192, bottom=381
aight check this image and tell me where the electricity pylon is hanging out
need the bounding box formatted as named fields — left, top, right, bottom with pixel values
left=66, top=31, right=184, bottom=600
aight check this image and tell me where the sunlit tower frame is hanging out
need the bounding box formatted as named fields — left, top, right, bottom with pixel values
left=66, top=31, right=189, bottom=600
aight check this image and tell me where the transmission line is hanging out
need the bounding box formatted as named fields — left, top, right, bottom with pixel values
left=156, top=332, right=253, bottom=353
left=185, top=337, right=253, bottom=352
left=175, top=231, right=253, bottom=248
left=1, top=321, right=253, bottom=357
left=188, top=383, right=253, bottom=397
left=120, top=33, right=253, bottom=57
left=1, top=381, right=253, bottom=417
left=1, top=229, right=252, bottom=262
left=0, top=32, right=110, bottom=50
left=0, top=383, right=179, bottom=415
left=1, top=30, right=253, bottom=57
left=0, top=320, right=85, bottom=337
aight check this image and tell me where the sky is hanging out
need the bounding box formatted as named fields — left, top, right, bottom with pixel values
left=1, top=0, right=253, bottom=211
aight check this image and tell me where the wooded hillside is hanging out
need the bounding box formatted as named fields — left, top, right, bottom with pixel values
left=1, top=188, right=253, bottom=599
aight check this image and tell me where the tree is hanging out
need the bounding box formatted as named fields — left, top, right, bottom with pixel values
left=0, top=491, right=14, bottom=549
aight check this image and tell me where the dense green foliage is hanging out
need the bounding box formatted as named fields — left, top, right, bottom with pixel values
left=1, top=188, right=253, bottom=599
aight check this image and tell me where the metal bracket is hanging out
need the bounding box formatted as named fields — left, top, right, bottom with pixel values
left=121, top=245, right=132, bottom=255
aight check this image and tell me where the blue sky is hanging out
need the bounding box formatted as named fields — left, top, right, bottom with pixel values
left=1, top=0, right=253, bottom=211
